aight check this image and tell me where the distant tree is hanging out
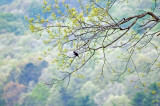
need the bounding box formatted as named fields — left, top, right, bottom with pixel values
left=18, top=63, right=39, bottom=85
left=21, top=83, right=50, bottom=106
left=27, top=0, right=160, bottom=86
left=131, top=83, right=160, bottom=106
left=60, top=88, right=73, bottom=105
left=0, top=12, right=27, bottom=35
left=103, top=95, right=131, bottom=106
left=59, top=87, right=96, bottom=106
left=3, top=82, right=26, bottom=106
left=67, top=95, right=96, bottom=106
left=18, top=61, right=48, bottom=85
left=31, top=83, right=50, bottom=105
left=0, top=89, right=6, bottom=106
left=94, top=82, right=126, bottom=105
left=0, top=98, right=6, bottom=106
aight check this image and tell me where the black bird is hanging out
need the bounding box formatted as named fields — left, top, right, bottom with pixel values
left=73, top=51, right=79, bottom=57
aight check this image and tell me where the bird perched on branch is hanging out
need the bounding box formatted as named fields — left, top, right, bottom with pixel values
left=73, top=51, right=79, bottom=57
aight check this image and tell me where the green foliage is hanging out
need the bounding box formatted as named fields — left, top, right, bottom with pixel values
left=21, top=83, right=50, bottom=106
left=46, top=90, right=64, bottom=106
left=0, top=98, right=6, bottom=106
left=103, top=95, right=131, bottom=106
left=131, top=83, right=160, bottom=106
left=0, top=12, right=17, bottom=22
left=31, top=83, right=50, bottom=102
left=59, top=87, right=96, bottom=106
left=0, top=12, right=27, bottom=35
left=94, top=82, right=127, bottom=105
left=0, top=89, right=6, bottom=106
left=67, top=95, right=96, bottom=106
left=131, top=92, right=146, bottom=106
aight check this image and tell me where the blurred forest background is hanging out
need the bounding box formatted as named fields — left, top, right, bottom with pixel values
left=0, top=0, right=160, bottom=106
